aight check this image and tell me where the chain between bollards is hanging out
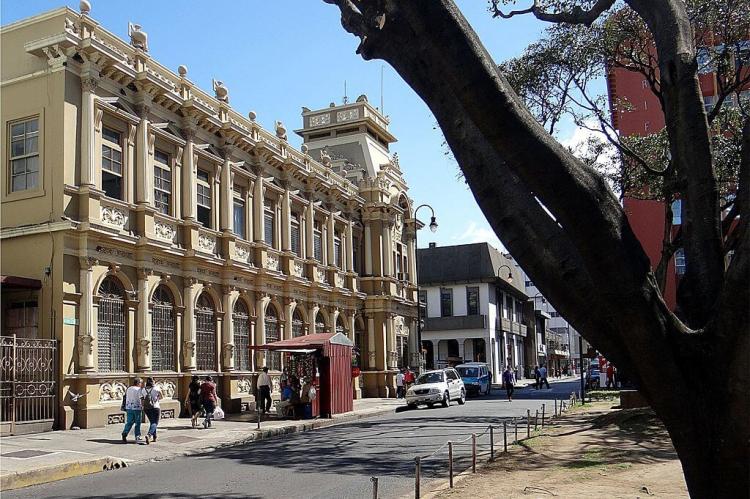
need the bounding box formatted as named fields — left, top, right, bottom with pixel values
left=371, top=476, right=379, bottom=499
left=448, top=441, right=454, bottom=488
left=472, top=433, right=477, bottom=473
left=414, top=457, right=420, bottom=499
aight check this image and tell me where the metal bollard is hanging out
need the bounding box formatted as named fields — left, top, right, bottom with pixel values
left=526, top=410, right=531, bottom=438
left=472, top=433, right=477, bottom=473
left=542, top=404, right=546, bottom=429
left=554, top=399, right=558, bottom=416
left=371, top=476, right=379, bottom=499
left=448, top=441, right=454, bottom=488
left=534, top=409, right=539, bottom=431
left=257, top=407, right=261, bottom=430
left=515, top=418, right=518, bottom=443
left=490, top=426, right=495, bottom=461
left=414, top=457, right=420, bottom=499
left=503, top=420, right=508, bottom=453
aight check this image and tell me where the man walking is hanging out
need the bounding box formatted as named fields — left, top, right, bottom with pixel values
left=257, top=366, right=272, bottom=414
left=121, top=378, right=144, bottom=444
left=539, top=364, right=551, bottom=389
left=534, top=365, right=541, bottom=390
left=396, top=369, right=405, bottom=398
left=502, top=366, right=514, bottom=402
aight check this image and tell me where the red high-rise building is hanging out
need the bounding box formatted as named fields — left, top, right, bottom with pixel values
left=606, top=47, right=744, bottom=310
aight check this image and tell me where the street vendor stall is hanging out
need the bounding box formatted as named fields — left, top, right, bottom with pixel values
left=254, top=332, right=354, bottom=417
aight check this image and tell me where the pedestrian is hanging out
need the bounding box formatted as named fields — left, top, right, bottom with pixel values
left=257, top=366, right=272, bottom=414
left=301, top=377, right=316, bottom=419
left=502, top=366, right=514, bottom=402
left=121, top=377, right=145, bottom=444
left=534, top=365, right=540, bottom=390
left=539, top=364, right=551, bottom=389
left=185, top=375, right=203, bottom=428
left=142, top=377, right=162, bottom=444
left=200, top=375, right=218, bottom=428
left=606, top=363, right=615, bottom=389
left=396, top=369, right=405, bottom=399
left=404, top=367, right=415, bottom=390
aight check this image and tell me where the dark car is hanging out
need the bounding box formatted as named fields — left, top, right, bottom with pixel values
left=587, top=368, right=601, bottom=389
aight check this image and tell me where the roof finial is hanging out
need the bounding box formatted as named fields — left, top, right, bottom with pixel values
left=80, top=0, right=91, bottom=15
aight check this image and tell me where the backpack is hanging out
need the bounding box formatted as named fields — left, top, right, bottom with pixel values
left=142, top=388, right=154, bottom=410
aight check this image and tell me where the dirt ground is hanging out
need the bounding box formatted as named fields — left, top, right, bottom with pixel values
left=432, top=401, right=689, bottom=499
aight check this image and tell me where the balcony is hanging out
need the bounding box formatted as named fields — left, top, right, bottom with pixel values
left=424, top=315, right=487, bottom=331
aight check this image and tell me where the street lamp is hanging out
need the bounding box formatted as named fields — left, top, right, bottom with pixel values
left=414, top=204, right=437, bottom=373
left=532, top=292, right=548, bottom=313
left=497, top=264, right=513, bottom=283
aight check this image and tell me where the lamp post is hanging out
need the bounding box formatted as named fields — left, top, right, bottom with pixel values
left=414, top=204, right=438, bottom=373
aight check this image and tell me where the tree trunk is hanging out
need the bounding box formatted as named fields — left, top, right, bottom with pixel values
left=324, top=1, right=750, bottom=496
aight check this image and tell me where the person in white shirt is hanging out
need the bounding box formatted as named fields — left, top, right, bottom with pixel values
left=396, top=369, right=405, bottom=399
left=121, top=378, right=144, bottom=443
left=142, top=377, right=163, bottom=444
left=257, top=367, right=272, bottom=414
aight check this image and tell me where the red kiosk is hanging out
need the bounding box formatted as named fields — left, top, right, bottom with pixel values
left=257, top=332, right=354, bottom=417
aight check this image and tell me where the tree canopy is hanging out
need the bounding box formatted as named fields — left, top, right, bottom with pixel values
left=325, top=0, right=749, bottom=496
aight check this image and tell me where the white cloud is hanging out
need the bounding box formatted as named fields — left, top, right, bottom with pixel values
left=452, top=221, right=506, bottom=252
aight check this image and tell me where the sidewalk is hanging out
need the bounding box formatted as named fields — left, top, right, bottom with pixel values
left=0, top=398, right=402, bottom=491
left=494, top=374, right=579, bottom=390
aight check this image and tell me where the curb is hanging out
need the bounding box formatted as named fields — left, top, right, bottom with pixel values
left=1, top=405, right=395, bottom=491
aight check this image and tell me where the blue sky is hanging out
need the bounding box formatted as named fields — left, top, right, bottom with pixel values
left=2, top=1, right=578, bottom=250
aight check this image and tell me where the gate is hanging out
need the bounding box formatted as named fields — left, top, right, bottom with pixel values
left=0, top=335, right=57, bottom=435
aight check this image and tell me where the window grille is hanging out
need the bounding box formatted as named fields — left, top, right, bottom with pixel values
left=313, top=224, right=323, bottom=261
left=264, top=208, right=275, bottom=247
left=97, top=277, right=126, bottom=372
left=264, top=307, right=281, bottom=370
left=292, top=309, right=306, bottom=337
left=233, top=300, right=250, bottom=371
left=9, top=117, right=39, bottom=192
left=151, top=285, right=175, bottom=371
left=195, top=293, right=217, bottom=371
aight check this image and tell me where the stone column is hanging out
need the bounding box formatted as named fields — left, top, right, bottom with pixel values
left=407, top=238, right=417, bottom=284
left=281, top=188, right=291, bottom=252
left=222, top=289, right=234, bottom=371
left=134, top=96, right=152, bottom=205
left=383, top=221, right=393, bottom=277
left=309, top=303, right=320, bottom=335
left=367, top=316, right=376, bottom=370
left=219, top=149, right=233, bottom=233
left=79, top=73, right=98, bottom=187
left=305, top=196, right=315, bottom=258
left=77, top=258, right=96, bottom=372
left=326, top=211, right=335, bottom=266
left=126, top=124, right=136, bottom=203
left=253, top=175, right=265, bottom=243
left=364, top=225, right=373, bottom=275
left=181, top=124, right=197, bottom=221
left=182, top=279, right=198, bottom=370
left=385, top=314, right=395, bottom=369
left=255, top=296, right=269, bottom=368
left=346, top=219, right=354, bottom=272
left=284, top=300, right=295, bottom=340
left=136, top=269, right=151, bottom=371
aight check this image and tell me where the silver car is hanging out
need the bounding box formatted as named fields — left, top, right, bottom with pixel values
left=405, top=368, right=466, bottom=409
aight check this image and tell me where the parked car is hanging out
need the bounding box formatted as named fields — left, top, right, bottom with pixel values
left=456, top=362, right=491, bottom=396
left=405, top=368, right=466, bottom=409
left=586, top=367, right=601, bottom=389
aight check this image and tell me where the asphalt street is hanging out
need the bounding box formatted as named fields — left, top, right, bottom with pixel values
left=6, top=380, right=580, bottom=499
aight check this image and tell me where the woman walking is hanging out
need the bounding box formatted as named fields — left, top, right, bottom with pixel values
left=200, top=375, right=218, bottom=428
left=142, top=377, right=162, bottom=444
left=185, top=375, right=203, bottom=428
left=502, top=366, right=515, bottom=402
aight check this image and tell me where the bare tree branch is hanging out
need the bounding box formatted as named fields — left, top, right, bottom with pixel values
left=490, top=0, right=616, bottom=26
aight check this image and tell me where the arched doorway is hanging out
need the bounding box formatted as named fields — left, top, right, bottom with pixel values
left=315, top=310, right=327, bottom=334
left=151, top=284, right=176, bottom=371
left=335, top=315, right=346, bottom=335
left=264, top=305, right=281, bottom=371
left=292, top=308, right=306, bottom=338
left=97, top=276, right=126, bottom=373
left=233, top=299, right=251, bottom=371
left=195, top=293, right=217, bottom=371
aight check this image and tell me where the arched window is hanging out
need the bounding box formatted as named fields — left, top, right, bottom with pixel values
left=315, top=311, right=327, bottom=334
left=97, top=276, right=126, bottom=372
left=195, top=293, right=217, bottom=371
left=335, top=316, right=346, bottom=335
left=264, top=305, right=281, bottom=371
left=151, top=285, right=175, bottom=371
left=233, top=299, right=251, bottom=371
left=292, top=308, right=306, bottom=338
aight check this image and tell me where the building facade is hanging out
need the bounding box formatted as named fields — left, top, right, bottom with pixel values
left=0, top=5, right=419, bottom=433
left=416, top=243, right=530, bottom=382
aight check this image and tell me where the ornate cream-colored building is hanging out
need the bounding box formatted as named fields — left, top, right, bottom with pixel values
left=0, top=3, right=419, bottom=432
